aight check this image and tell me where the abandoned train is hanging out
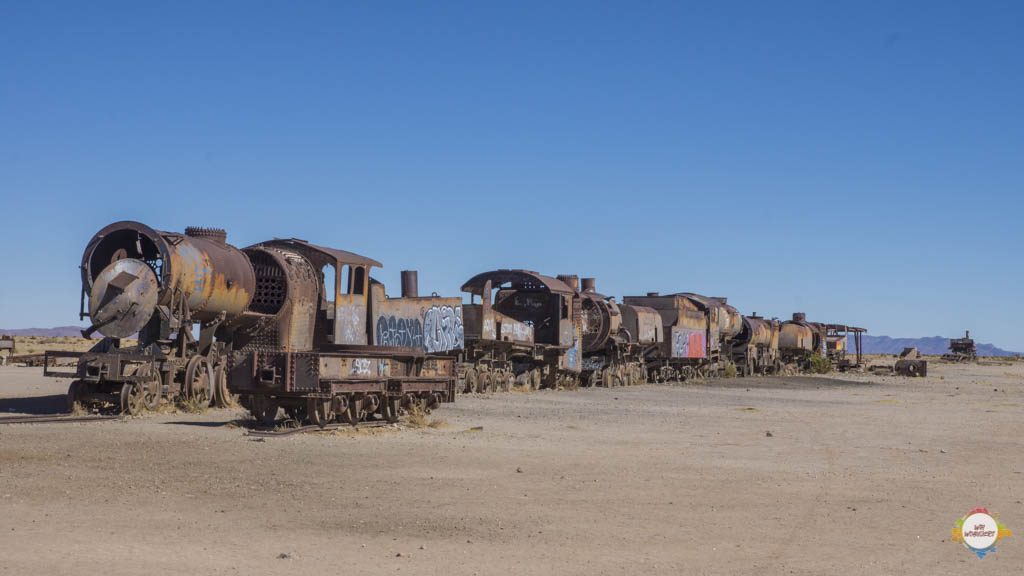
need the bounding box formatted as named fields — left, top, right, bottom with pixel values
left=44, top=221, right=865, bottom=422
left=45, top=221, right=463, bottom=425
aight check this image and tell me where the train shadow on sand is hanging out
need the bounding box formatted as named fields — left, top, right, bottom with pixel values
left=0, top=394, right=69, bottom=415
left=677, top=375, right=880, bottom=391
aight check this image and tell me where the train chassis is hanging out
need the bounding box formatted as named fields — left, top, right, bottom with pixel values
left=46, top=346, right=232, bottom=415
left=240, top=387, right=448, bottom=428
left=459, top=343, right=582, bottom=392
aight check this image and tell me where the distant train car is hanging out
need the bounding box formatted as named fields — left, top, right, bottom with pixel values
left=227, top=240, right=461, bottom=425
left=729, top=315, right=781, bottom=376
left=622, top=292, right=740, bottom=381
left=571, top=276, right=662, bottom=387
left=460, top=270, right=582, bottom=390
left=778, top=312, right=825, bottom=367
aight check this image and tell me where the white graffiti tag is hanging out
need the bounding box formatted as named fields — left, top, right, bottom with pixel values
left=350, top=358, right=372, bottom=376
left=423, top=305, right=465, bottom=353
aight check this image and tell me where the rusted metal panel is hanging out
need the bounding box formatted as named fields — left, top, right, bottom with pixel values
left=372, top=293, right=465, bottom=353
left=499, top=315, right=533, bottom=343
left=319, top=356, right=393, bottom=379
left=670, top=327, right=707, bottom=359
left=462, top=269, right=575, bottom=295
left=257, top=238, right=382, bottom=269
left=779, top=321, right=814, bottom=353
left=80, top=221, right=256, bottom=338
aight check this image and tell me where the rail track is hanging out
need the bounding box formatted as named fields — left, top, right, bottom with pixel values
left=245, top=419, right=393, bottom=438
left=0, top=413, right=120, bottom=426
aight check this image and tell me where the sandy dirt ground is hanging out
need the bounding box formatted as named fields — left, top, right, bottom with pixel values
left=0, top=361, right=1021, bottom=575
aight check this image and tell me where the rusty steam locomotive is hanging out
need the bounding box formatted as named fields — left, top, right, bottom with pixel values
left=45, top=221, right=462, bottom=425
left=45, top=221, right=865, bottom=422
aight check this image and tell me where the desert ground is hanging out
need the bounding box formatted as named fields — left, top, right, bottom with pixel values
left=0, top=359, right=1021, bottom=575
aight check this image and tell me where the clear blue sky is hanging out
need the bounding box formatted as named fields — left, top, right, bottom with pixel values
left=2, top=1, right=1022, bottom=349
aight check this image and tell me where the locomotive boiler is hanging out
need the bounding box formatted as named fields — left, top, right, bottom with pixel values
left=45, top=221, right=256, bottom=413
left=778, top=312, right=825, bottom=367
left=574, top=276, right=661, bottom=387
left=728, top=315, right=781, bottom=376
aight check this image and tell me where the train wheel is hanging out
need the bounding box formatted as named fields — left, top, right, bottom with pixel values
left=250, top=395, right=279, bottom=426
left=479, top=372, right=493, bottom=393
left=308, top=398, right=334, bottom=428
left=285, top=404, right=308, bottom=424
left=464, top=368, right=479, bottom=393
left=119, top=382, right=144, bottom=416
left=346, top=398, right=367, bottom=425
left=530, top=369, right=542, bottom=390
left=67, top=381, right=84, bottom=413
left=184, top=356, right=211, bottom=406
left=382, top=398, right=400, bottom=423
left=601, top=367, right=614, bottom=388
left=212, top=365, right=236, bottom=408
left=138, top=366, right=161, bottom=411
left=142, top=379, right=161, bottom=411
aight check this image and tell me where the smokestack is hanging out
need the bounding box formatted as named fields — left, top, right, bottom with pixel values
left=581, top=278, right=596, bottom=292
left=793, top=312, right=806, bottom=322
left=401, top=270, right=418, bottom=298
left=556, top=274, right=579, bottom=291
left=647, top=291, right=660, bottom=297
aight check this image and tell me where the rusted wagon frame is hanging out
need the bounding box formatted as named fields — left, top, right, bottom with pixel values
left=42, top=350, right=86, bottom=378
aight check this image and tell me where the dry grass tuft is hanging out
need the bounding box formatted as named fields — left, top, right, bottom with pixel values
left=405, top=405, right=446, bottom=428
left=176, top=396, right=208, bottom=414
left=405, top=406, right=429, bottom=427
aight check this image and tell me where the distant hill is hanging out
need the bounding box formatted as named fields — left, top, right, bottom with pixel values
left=0, top=326, right=88, bottom=338
left=860, top=335, right=1019, bottom=357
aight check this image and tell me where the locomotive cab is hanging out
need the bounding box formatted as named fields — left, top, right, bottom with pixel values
left=460, top=270, right=583, bottom=390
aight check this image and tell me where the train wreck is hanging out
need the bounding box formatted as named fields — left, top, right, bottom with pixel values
left=41, top=220, right=870, bottom=420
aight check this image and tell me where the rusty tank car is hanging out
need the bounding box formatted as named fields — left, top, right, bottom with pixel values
left=226, top=240, right=461, bottom=426
left=728, top=315, right=781, bottom=376
left=44, top=221, right=256, bottom=414
left=571, top=276, right=662, bottom=387
left=622, top=292, right=741, bottom=381
left=459, top=270, right=582, bottom=390
left=778, top=312, right=825, bottom=367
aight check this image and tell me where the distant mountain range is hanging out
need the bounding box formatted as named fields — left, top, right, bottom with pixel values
left=859, top=335, right=1019, bottom=357
left=0, top=326, right=88, bottom=338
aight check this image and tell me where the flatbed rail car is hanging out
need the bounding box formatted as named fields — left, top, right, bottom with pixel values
left=227, top=240, right=461, bottom=426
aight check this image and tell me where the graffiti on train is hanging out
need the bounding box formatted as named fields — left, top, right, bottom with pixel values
left=423, top=305, right=464, bottom=353
left=376, top=315, right=424, bottom=348
left=376, top=306, right=464, bottom=352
